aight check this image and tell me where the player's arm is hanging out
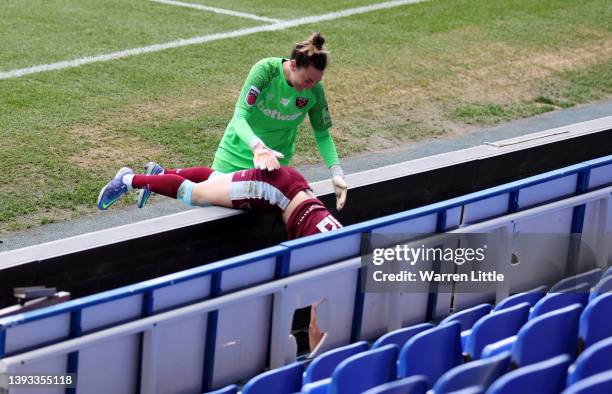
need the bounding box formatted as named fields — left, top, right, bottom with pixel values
left=229, top=59, right=283, bottom=170
left=310, top=84, right=347, bottom=211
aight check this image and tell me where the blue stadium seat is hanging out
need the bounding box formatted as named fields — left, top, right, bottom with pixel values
left=562, top=370, right=612, bottom=394
left=372, top=323, right=433, bottom=349
left=303, top=341, right=369, bottom=385
left=512, top=304, right=583, bottom=366
left=567, top=336, right=612, bottom=386
left=465, top=303, right=530, bottom=360
left=329, top=344, right=399, bottom=394
left=362, top=375, right=428, bottom=394
left=398, top=321, right=463, bottom=388
left=579, top=293, right=612, bottom=348
left=602, top=266, right=612, bottom=280
left=588, top=275, right=612, bottom=302
left=486, top=354, right=571, bottom=394
left=447, top=386, right=485, bottom=394
left=481, top=304, right=582, bottom=365
left=440, top=304, right=492, bottom=330
left=301, top=378, right=331, bottom=394
left=433, top=351, right=511, bottom=394
left=242, top=361, right=304, bottom=394
left=440, top=304, right=492, bottom=348
left=529, top=283, right=590, bottom=319
left=549, top=268, right=602, bottom=293
left=204, top=384, right=237, bottom=394
left=493, top=286, right=547, bottom=312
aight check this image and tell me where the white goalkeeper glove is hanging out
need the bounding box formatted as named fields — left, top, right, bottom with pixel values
left=330, top=165, right=348, bottom=211
left=250, top=138, right=284, bottom=171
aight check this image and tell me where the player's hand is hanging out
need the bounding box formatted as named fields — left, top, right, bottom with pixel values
left=252, top=143, right=284, bottom=171
left=330, top=165, right=347, bottom=211
left=332, top=176, right=348, bottom=211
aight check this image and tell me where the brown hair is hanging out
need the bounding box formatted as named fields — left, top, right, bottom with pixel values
left=290, top=32, right=329, bottom=70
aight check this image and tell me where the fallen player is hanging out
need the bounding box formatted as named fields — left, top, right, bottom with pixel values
left=97, top=164, right=343, bottom=239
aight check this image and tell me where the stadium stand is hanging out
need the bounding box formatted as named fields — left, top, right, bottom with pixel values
left=207, top=385, right=238, bottom=394
left=314, top=344, right=399, bottom=394
left=602, top=266, right=612, bottom=280
left=371, top=323, right=432, bottom=350
left=464, top=303, right=530, bottom=360
left=362, top=375, right=428, bottom=394
left=302, top=341, right=368, bottom=385
left=449, top=387, right=486, bottom=394
left=397, top=321, right=463, bottom=387
left=578, top=293, right=612, bottom=349
left=241, top=361, right=304, bottom=394
left=480, top=304, right=582, bottom=365
left=301, top=380, right=331, bottom=394
left=0, top=139, right=610, bottom=392
left=485, top=354, right=571, bottom=394
left=549, top=269, right=602, bottom=292
left=433, top=351, right=511, bottom=393
left=588, top=275, right=612, bottom=302
left=562, top=370, right=612, bottom=394
left=512, top=304, right=582, bottom=366
left=440, top=303, right=492, bottom=348
left=528, top=283, right=590, bottom=319
left=492, top=285, right=547, bottom=312
left=567, top=336, right=612, bottom=386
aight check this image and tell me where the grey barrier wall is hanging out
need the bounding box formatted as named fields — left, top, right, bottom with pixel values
left=0, top=122, right=610, bottom=307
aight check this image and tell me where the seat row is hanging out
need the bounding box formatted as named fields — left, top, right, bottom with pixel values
left=206, top=267, right=612, bottom=394
left=445, top=267, right=612, bottom=359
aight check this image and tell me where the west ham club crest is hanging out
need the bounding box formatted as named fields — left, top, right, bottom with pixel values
left=295, top=97, right=309, bottom=109
left=245, top=86, right=260, bottom=106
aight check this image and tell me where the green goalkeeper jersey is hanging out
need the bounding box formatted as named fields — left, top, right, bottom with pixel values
left=212, top=57, right=339, bottom=173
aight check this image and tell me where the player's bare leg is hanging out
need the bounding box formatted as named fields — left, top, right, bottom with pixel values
left=308, top=299, right=328, bottom=353
left=189, top=173, right=233, bottom=207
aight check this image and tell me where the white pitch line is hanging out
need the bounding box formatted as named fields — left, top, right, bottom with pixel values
left=148, top=0, right=283, bottom=23
left=0, top=0, right=427, bottom=80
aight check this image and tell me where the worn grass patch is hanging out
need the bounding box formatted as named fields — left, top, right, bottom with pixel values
left=451, top=102, right=556, bottom=125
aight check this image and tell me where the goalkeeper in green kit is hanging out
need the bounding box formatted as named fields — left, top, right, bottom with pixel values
left=137, top=32, right=348, bottom=211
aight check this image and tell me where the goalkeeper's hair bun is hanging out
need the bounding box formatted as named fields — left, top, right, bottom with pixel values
left=290, top=32, right=330, bottom=71
left=310, top=32, right=325, bottom=50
